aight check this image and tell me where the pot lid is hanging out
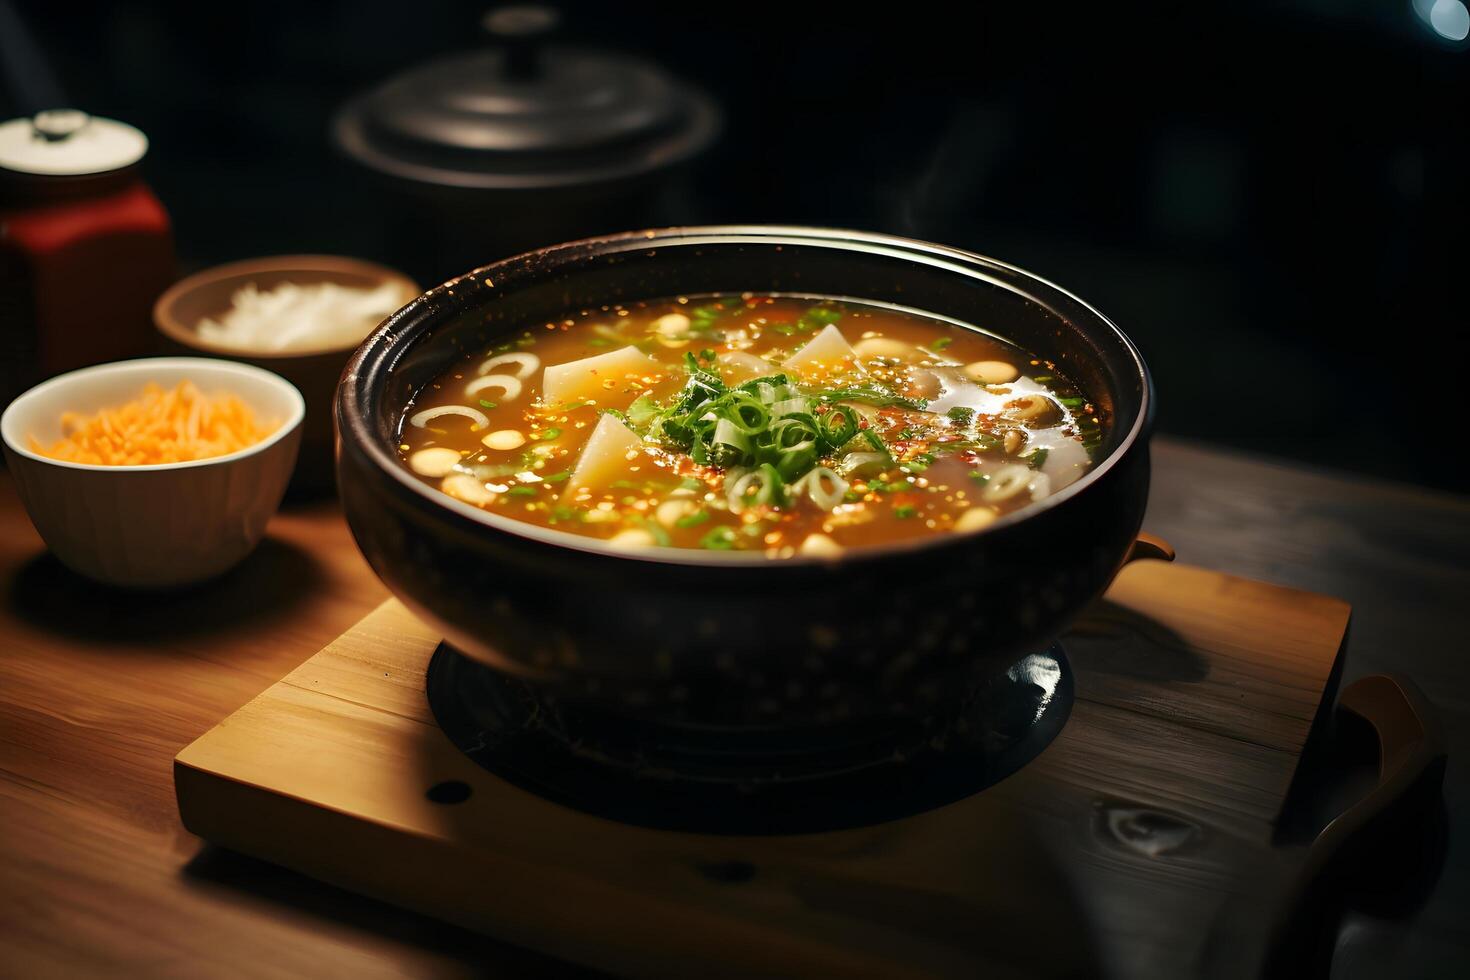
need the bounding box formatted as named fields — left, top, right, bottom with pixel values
left=0, top=111, right=148, bottom=176
left=332, top=6, right=719, bottom=191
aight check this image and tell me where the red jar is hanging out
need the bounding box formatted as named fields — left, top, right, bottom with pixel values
left=0, top=110, right=174, bottom=406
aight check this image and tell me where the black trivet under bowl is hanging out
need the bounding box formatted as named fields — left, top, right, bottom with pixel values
left=426, top=643, right=1073, bottom=835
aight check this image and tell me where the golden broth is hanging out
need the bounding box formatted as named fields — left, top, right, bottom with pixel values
left=397, top=294, right=1101, bottom=556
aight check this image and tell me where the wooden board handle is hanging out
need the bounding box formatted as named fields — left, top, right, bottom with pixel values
left=1127, top=532, right=1176, bottom=564
left=1265, top=674, right=1447, bottom=976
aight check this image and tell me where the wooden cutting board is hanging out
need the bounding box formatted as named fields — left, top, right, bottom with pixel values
left=174, top=560, right=1348, bottom=979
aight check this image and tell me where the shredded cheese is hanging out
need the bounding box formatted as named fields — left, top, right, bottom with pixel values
left=30, top=381, right=277, bottom=465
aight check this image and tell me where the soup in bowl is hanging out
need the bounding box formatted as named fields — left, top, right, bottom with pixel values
left=336, top=227, right=1152, bottom=732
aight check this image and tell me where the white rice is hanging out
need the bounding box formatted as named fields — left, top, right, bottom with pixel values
left=196, top=280, right=406, bottom=353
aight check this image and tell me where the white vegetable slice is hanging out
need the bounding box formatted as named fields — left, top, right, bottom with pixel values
left=716, top=350, right=776, bottom=383
left=542, top=346, right=655, bottom=408
left=465, top=374, right=523, bottom=401
left=907, top=368, right=942, bottom=399
left=409, top=405, right=489, bottom=429
left=853, top=337, right=926, bottom=363
left=1029, top=432, right=1091, bottom=492
left=478, top=352, right=540, bottom=379
left=1029, top=471, right=1053, bottom=501
left=781, top=324, right=860, bottom=375
left=408, top=447, right=461, bottom=477
left=564, top=413, right=646, bottom=495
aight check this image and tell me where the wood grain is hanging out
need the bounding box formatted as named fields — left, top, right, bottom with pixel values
left=174, top=560, right=1345, bottom=979
left=2, top=436, right=1465, bottom=978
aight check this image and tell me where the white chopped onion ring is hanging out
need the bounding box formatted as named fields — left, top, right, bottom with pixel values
left=982, top=463, right=1033, bottom=503
left=799, top=466, right=849, bottom=511
left=478, top=352, right=540, bottom=379
left=465, top=374, right=523, bottom=401
left=409, top=405, right=489, bottom=429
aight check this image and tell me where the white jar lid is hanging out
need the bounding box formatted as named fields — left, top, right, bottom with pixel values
left=0, top=111, right=148, bottom=176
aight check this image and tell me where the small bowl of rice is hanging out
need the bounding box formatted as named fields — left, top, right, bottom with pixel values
left=153, top=255, right=417, bottom=491
left=1, top=357, right=304, bottom=588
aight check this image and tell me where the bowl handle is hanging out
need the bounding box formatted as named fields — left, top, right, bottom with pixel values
left=1126, top=532, right=1175, bottom=564
left=1263, top=674, right=1447, bottom=976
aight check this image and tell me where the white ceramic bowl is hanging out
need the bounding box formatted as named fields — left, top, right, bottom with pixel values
left=1, top=357, right=304, bottom=588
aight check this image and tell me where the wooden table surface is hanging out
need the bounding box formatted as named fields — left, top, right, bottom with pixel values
left=1, top=437, right=1467, bottom=979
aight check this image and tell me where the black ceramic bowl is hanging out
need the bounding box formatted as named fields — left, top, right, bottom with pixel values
left=337, top=226, right=1152, bottom=735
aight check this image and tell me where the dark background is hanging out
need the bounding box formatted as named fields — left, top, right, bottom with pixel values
left=8, top=0, right=1469, bottom=490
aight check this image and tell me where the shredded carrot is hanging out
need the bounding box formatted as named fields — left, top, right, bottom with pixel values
left=30, top=381, right=278, bottom=465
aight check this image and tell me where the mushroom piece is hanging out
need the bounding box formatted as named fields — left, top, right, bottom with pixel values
left=607, top=528, right=657, bottom=550
left=408, top=447, right=461, bottom=477
left=652, top=313, right=691, bottom=337
left=1001, top=394, right=1060, bottom=425
left=440, top=473, right=496, bottom=506
left=963, top=360, right=1019, bottom=384
left=852, top=337, right=926, bottom=363
left=481, top=429, right=526, bottom=451
left=799, top=533, right=844, bottom=557
left=655, top=498, right=699, bottom=528
left=954, top=506, right=999, bottom=532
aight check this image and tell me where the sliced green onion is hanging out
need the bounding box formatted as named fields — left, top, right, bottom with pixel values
left=816, top=407, right=858, bottom=449
left=727, top=464, right=786, bottom=512
left=861, top=428, right=891, bottom=458
left=700, top=525, right=739, bottom=550
left=799, top=466, right=849, bottom=511
left=710, top=417, right=753, bottom=465
left=675, top=510, right=711, bottom=529
left=836, top=451, right=888, bottom=478
left=816, top=386, right=927, bottom=411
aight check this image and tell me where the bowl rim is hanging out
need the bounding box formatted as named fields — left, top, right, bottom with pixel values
left=153, top=253, right=419, bottom=360
left=1, top=356, right=306, bottom=473
left=340, top=224, right=1153, bottom=567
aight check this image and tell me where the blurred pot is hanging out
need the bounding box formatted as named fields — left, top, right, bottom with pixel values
left=331, top=5, right=720, bottom=286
